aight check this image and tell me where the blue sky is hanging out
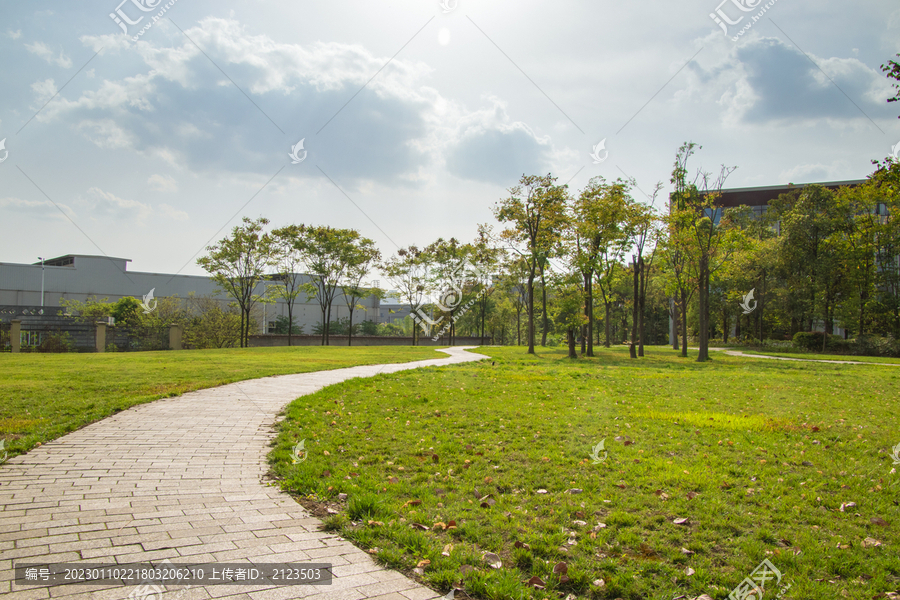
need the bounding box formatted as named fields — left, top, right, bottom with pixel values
left=0, top=0, right=898, bottom=279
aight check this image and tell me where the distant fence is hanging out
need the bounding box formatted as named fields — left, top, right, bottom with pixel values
left=249, top=334, right=491, bottom=347
left=1, top=311, right=182, bottom=353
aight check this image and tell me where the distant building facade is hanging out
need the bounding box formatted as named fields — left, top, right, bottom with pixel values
left=0, top=254, right=381, bottom=332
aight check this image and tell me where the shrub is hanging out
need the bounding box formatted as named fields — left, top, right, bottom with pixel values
left=792, top=331, right=849, bottom=353
left=38, top=332, right=76, bottom=353
left=852, top=335, right=900, bottom=357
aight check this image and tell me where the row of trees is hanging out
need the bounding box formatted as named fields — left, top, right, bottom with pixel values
left=197, top=220, right=380, bottom=347
left=188, top=147, right=899, bottom=357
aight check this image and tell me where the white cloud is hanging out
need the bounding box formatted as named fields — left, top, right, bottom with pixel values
left=159, top=203, right=189, bottom=220
left=0, top=197, right=74, bottom=219
left=75, top=119, right=137, bottom=150
left=24, top=41, right=72, bottom=68
left=7, top=30, right=22, bottom=40
left=148, top=174, right=178, bottom=192
left=80, top=187, right=151, bottom=219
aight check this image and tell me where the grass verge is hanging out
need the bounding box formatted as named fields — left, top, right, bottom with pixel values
left=273, top=345, right=900, bottom=600
left=738, top=350, right=900, bottom=365
left=0, top=345, right=438, bottom=457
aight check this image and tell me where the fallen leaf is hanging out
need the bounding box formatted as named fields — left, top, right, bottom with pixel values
left=592, top=578, right=606, bottom=588
left=432, top=454, right=439, bottom=463
left=447, top=520, right=458, bottom=529
left=536, top=489, right=548, bottom=495
left=526, top=576, right=546, bottom=589
left=442, top=544, right=453, bottom=557
left=839, top=502, right=857, bottom=512
left=410, top=523, right=428, bottom=530
left=514, top=541, right=531, bottom=549
left=673, top=517, right=689, bottom=525
left=433, top=522, right=447, bottom=531
left=862, top=537, right=882, bottom=548
left=459, top=565, right=474, bottom=575
left=484, top=476, right=493, bottom=484
left=567, top=488, right=583, bottom=494
left=483, top=552, right=502, bottom=568
left=388, top=476, right=399, bottom=484
left=685, top=567, right=695, bottom=576
left=416, top=559, right=431, bottom=568
left=681, top=547, right=695, bottom=555
left=686, top=491, right=698, bottom=500
left=870, top=517, right=889, bottom=527
left=552, top=561, right=568, bottom=575
left=403, top=499, right=422, bottom=508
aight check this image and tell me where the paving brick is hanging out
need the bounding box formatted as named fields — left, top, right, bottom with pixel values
left=0, top=348, right=484, bottom=600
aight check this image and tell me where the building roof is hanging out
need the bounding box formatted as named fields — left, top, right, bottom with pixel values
left=714, top=179, right=867, bottom=208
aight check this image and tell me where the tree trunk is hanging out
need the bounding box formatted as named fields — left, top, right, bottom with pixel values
left=567, top=328, right=577, bottom=358
left=672, top=297, right=679, bottom=350
left=722, top=305, right=728, bottom=345
left=516, top=303, right=521, bottom=346
left=348, top=308, right=354, bottom=346
left=287, top=305, right=293, bottom=347
left=630, top=258, right=638, bottom=359
left=540, top=263, right=548, bottom=347
left=604, top=301, right=611, bottom=348
left=527, top=265, right=536, bottom=354
left=697, top=254, right=709, bottom=362
left=585, top=272, right=594, bottom=357
left=680, top=288, right=688, bottom=358
left=638, top=256, right=646, bottom=357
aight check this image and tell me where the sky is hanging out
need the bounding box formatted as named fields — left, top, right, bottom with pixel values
left=0, top=0, right=898, bottom=284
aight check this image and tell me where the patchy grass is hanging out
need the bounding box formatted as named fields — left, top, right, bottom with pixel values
left=0, top=345, right=438, bottom=457
left=273, top=345, right=900, bottom=600
left=740, top=350, right=900, bottom=365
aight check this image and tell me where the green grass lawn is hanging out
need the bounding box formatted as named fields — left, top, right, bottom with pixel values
left=272, top=345, right=900, bottom=600
left=739, top=349, right=900, bottom=365
left=0, top=346, right=438, bottom=457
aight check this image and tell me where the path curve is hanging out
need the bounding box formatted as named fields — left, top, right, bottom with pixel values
left=721, top=349, right=900, bottom=366
left=1, top=346, right=488, bottom=600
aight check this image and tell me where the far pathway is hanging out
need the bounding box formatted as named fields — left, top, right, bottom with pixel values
left=721, top=349, right=900, bottom=366
left=0, top=346, right=487, bottom=600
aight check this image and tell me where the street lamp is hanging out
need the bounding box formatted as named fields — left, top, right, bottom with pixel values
left=38, top=257, right=45, bottom=307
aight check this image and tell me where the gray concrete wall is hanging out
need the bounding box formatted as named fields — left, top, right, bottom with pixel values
left=249, top=334, right=490, bottom=347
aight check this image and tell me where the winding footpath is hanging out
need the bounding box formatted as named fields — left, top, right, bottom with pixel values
left=720, top=349, right=900, bottom=366
left=1, top=347, right=488, bottom=600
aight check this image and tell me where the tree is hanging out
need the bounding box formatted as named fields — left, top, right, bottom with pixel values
left=269, top=225, right=306, bottom=347
left=381, top=246, right=431, bottom=346
left=182, top=294, right=242, bottom=348
left=551, top=270, right=587, bottom=359
left=341, top=236, right=381, bottom=346
left=771, top=185, right=851, bottom=336
left=883, top=53, right=900, bottom=116
left=570, top=177, right=631, bottom=356
left=299, top=226, right=365, bottom=346
left=197, top=217, right=272, bottom=348
left=626, top=186, right=661, bottom=358
left=669, top=143, right=737, bottom=362
left=471, top=224, right=503, bottom=343
left=494, top=174, right=569, bottom=354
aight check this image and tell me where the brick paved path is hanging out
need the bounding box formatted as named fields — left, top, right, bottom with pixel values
left=1, top=347, right=487, bottom=600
